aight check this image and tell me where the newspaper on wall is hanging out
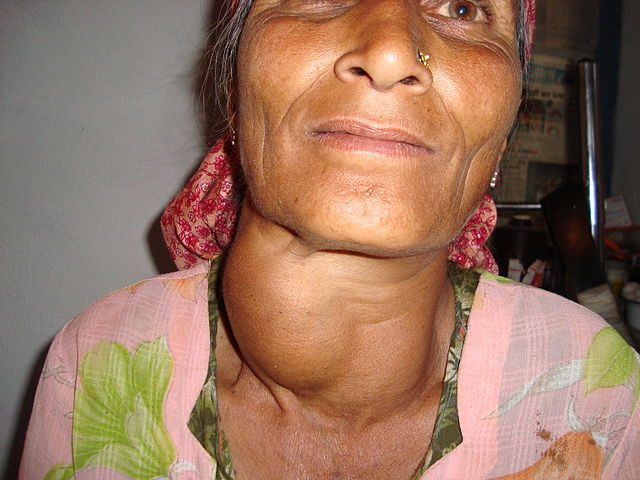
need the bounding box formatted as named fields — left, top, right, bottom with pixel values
left=498, top=55, right=576, bottom=203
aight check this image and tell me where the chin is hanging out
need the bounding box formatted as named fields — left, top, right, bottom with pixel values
left=285, top=206, right=454, bottom=259
left=247, top=176, right=464, bottom=258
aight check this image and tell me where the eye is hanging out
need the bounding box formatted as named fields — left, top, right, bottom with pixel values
left=438, top=1, right=489, bottom=22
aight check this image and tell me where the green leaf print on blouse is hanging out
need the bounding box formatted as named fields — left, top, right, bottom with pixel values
left=44, top=464, right=74, bottom=480
left=45, top=337, right=177, bottom=479
left=584, top=327, right=639, bottom=407
left=488, top=327, right=640, bottom=418
left=480, top=270, right=515, bottom=285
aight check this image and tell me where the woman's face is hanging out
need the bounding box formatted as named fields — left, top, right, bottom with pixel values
left=235, top=0, right=522, bottom=256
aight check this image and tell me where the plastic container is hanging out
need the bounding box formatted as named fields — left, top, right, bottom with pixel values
left=623, top=296, right=640, bottom=334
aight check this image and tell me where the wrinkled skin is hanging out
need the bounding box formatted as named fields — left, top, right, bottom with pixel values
left=235, top=0, right=522, bottom=257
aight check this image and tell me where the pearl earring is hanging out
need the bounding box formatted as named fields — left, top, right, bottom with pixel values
left=489, top=170, right=499, bottom=189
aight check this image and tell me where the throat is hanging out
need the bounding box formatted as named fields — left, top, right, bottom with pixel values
left=217, top=376, right=443, bottom=480
left=218, top=218, right=455, bottom=422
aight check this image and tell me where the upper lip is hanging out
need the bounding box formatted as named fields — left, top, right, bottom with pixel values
left=308, top=119, right=434, bottom=151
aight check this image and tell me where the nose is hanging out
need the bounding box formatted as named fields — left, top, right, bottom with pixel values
left=334, top=0, right=433, bottom=95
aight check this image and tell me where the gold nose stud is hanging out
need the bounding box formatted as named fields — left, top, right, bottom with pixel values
left=417, top=50, right=431, bottom=67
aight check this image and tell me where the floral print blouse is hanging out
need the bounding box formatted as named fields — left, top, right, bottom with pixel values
left=20, top=260, right=640, bottom=479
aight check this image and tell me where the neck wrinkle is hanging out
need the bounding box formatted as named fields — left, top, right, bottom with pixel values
left=219, top=204, right=455, bottom=427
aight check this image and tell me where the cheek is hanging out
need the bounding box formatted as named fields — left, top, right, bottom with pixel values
left=437, top=38, right=521, bottom=130
left=443, top=53, right=519, bottom=176
left=453, top=67, right=519, bottom=147
left=438, top=52, right=520, bottom=214
left=237, top=18, right=317, bottom=116
left=236, top=22, right=311, bottom=168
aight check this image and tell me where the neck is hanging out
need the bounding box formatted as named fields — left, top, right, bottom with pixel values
left=219, top=201, right=455, bottom=426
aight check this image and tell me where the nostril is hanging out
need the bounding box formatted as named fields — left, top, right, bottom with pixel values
left=335, top=51, right=432, bottom=94
left=400, top=76, right=419, bottom=86
left=350, top=67, right=368, bottom=77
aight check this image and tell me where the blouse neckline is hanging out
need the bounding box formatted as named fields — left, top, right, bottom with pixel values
left=187, top=258, right=480, bottom=479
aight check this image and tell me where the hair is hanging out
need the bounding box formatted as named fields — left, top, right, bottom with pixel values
left=204, top=0, right=530, bottom=132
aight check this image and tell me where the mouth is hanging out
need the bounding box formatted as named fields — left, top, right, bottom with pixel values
left=306, top=120, right=435, bottom=158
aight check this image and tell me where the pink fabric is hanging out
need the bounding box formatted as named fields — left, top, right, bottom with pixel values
left=524, top=0, right=536, bottom=62
left=161, top=137, right=237, bottom=269
left=161, top=1, right=538, bottom=273
left=447, top=195, right=498, bottom=273
left=20, top=265, right=640, bottom=478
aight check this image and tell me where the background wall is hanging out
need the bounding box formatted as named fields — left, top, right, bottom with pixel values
left=0, top=1, right=217, bottom=475
left=611, top=0, right=640, bottom=224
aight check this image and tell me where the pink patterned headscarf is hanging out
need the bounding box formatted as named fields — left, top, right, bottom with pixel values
left=161, top=1, right=536, bottom=273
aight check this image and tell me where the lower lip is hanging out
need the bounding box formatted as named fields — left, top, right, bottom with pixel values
left=308, top=132, right=431, bottom=159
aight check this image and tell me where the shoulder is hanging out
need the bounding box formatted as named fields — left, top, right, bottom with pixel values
left=46, top=261, right=213, bottom=394
left=475, top=271, right=616, bottom=352
left=56, top=261, right=211, bottom=353
left=20, top=262, right=213, bottom=478
left=454, top=272, right=640, bottom=478
left=472, top=272, right=637, bottom=398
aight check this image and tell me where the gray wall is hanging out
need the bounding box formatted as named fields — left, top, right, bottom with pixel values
left=1, top=0, right=213, bottom=474
left=612, top=0, right=640, bottom=223
left=1, top=0, right=638, bottom=476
